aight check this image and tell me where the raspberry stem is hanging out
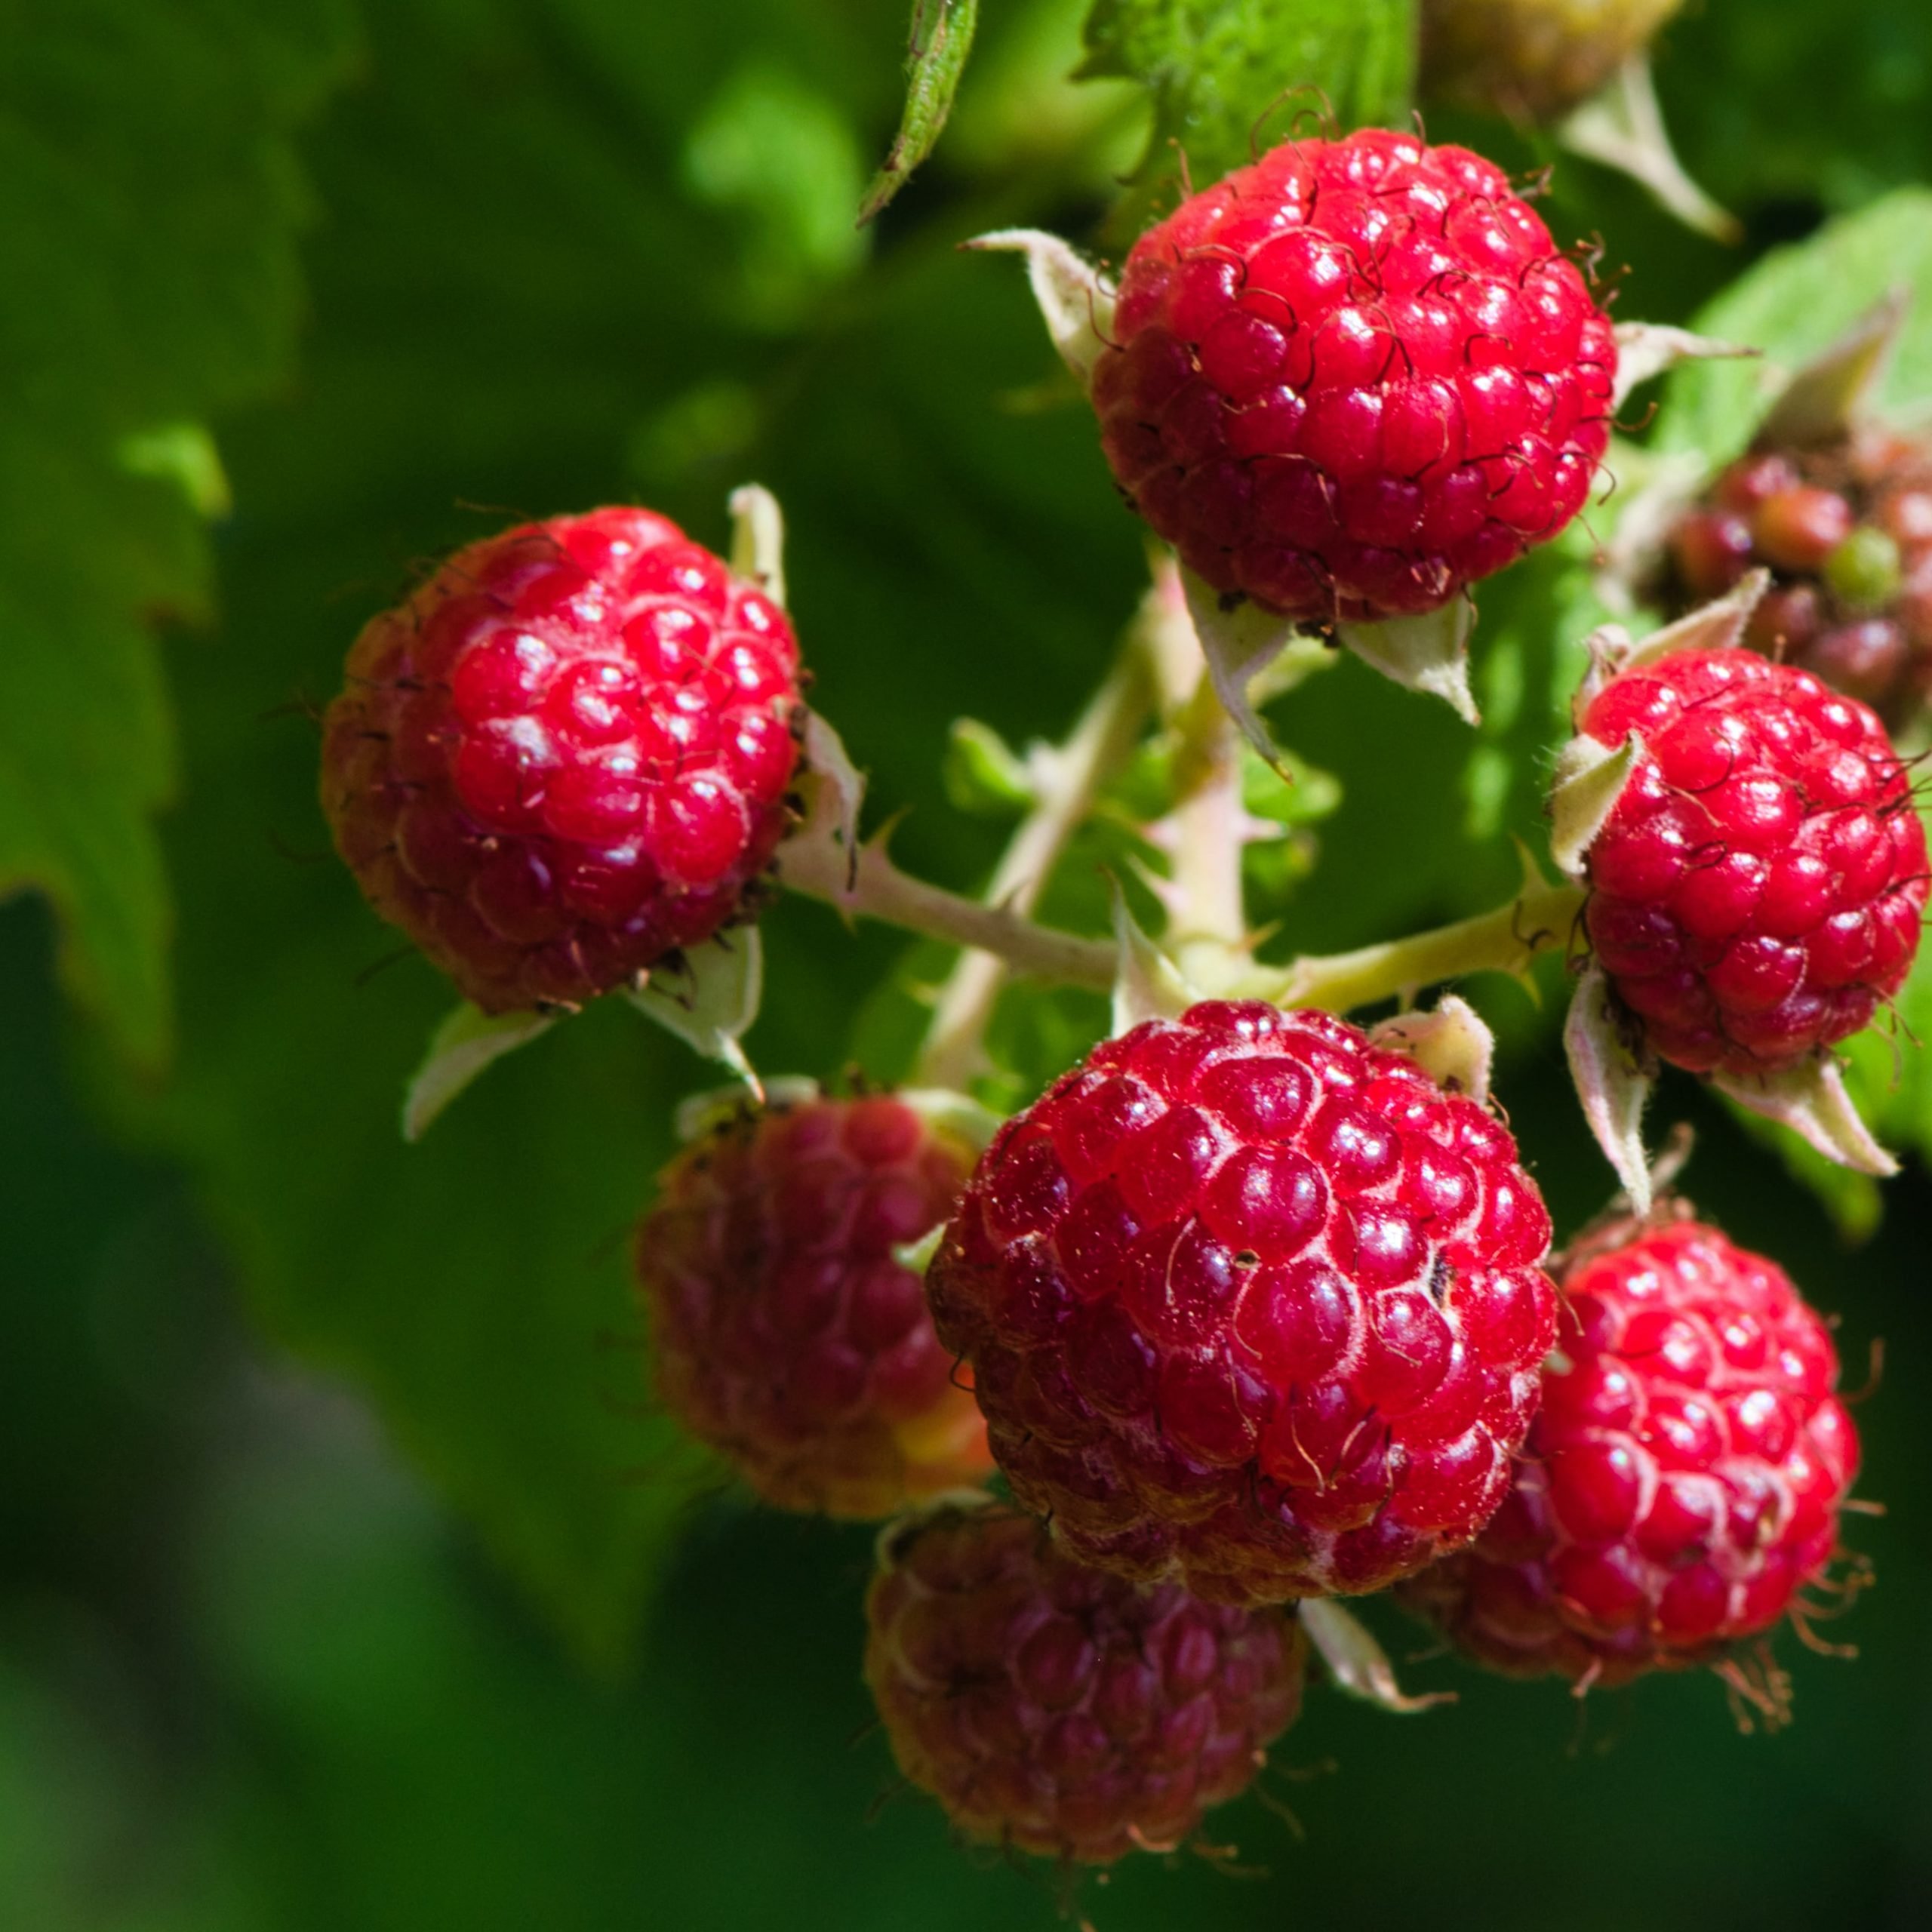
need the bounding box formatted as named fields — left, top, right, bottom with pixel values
left=1256, top=875, right=1586, bottom=1013
left=1142, top=555, right=1250, bottom=973
left=780, top=823, right=1120, bottom=992
left=914, top=629, right=1155, bottom=1089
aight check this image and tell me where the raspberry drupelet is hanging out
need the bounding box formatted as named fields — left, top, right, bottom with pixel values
left=1668, top=429, right=1932, bottom=727
left=1401, top=1218, right=1860, bottom=1697
left=1091, top=129, right=1615, bottom=624
left=925, top=1001, right=1559, bottom=1607
left=1575, top=647, right=1927, bottom=1075
left=635, top=1094, right=991, bottom=1519
left=320, top=506, right=803, bottom=1012
left=864, top=1500, right=1304, bottom=1864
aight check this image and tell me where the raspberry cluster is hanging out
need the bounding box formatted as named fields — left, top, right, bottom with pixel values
left=635, top=1094, right=990, bottom=1518
left=1092, top=129, right=1614, bottom=624
left=1401, top=1219, right=1858, bottom=1690
left=1420, top=0, right=1684, bottom=121
left=864, top=1501, right=1303, bottom=1863
left=927, top=1001, right=1558, bottom=1606
left=321, top=506, right=802, bottom=1012
left=1669, top=431, right=1932, bottom=725
left=1576, top=645, right=1927, bottom=1076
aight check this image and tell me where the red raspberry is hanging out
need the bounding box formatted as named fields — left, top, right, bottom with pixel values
left=1577, top=648, right=1927, bottom=1075
left=863, top=1500, right=1303, bottom=1863
left=1091, top=130, right=1614, bottom=623
left=926, top=1001, right=1558, bottom=1606
left=1401, top=1219, right=1860, bottom=1695
left=635, top=1094, right=992, bottom=1519
left=320, top=506, right=802, bottom=1012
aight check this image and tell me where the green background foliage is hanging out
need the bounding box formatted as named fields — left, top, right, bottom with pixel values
left=5, top=0, right=1932, bottom=1924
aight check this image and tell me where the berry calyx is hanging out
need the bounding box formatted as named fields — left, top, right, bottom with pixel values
left=1420, top=0, right=1685, bottom=122
left=320, top=506, right=804, bottom=1013
left=1575, top=646, right=1927, bottom=1077
left=863, top=1499, right=1304, bottom=1863
left=1668, top=430, right=1932, bottom=722
left=1400, top=1217, right=1860, bottom=1703
left=926, top=1001, right=1558, bottom=1607
left=1091, top=130, right=1614, bottom=624
left=635, top=1092, right=992, bottom=1519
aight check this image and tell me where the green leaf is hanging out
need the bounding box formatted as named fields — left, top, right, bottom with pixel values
left=0, top=0, right=355, bottom=1069
left=860, top=0, right=981, bottom=224
left=1081, top=0, right=1416, bottom=235
left=1654, top=188, right=1932, bottom=467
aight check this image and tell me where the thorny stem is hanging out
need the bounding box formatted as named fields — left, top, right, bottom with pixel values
left=1253, top=876, right=1588, bottom=1014
left=780, top=825, right=1119, bottom=994
left=912, top=637, right=1155, bottom=1089
left=1140, top=555, right=1250, bottom=980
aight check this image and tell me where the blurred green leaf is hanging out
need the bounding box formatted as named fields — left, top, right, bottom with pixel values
left=1655, top=187, right=1932, bottom=466
left=0, top=0, right=355, bottom=1068
left=860, top=0, right=981, bottom=223
left=1081, top=0, right=1416, bottom=234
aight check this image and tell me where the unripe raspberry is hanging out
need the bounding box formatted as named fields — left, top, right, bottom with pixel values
left=1420, top=0, right=1684, bottom=121
left=1576, top=648, right=1927, bottom=1077
left=1401, top=1219, right=1860, bottom=1697
left=1666, top=429, right=1932, bottom=726
left=1092, top=130, right=1614, bottom=624
left=321, top=506, right=803, bottom=1013
left=863, top=1500, right=1303, bottom=1863
left=635, top=1094, right=991, bottom=1519
left=927, top=1001, right=1558, bottom=1607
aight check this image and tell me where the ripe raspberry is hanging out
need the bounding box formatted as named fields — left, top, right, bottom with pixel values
left=1091, top=130, right=1614, bottom=624
left=1666, top=429, right=1932, bottom=726
left=926, top=1001, right=1558, bottom=1607
left=1420, top=0, right=1684, bottom=122
left=1400, top=1218, right=1860, bottom=1694
left=863, top=1500, right=1303, bottom=1863
left=1575, top=647, right=1927, bottom=1077
left=320, top=506, right=802, bottom=1012
left=635, top=1094, right=991, bottom=1518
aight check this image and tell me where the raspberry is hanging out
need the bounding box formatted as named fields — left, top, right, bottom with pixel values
left=1667, top=429, right=1932, bottom=724
left=926, top=1001, right=1558, bottom=1606
left=1576, top=647, right=1927, bottom=1077
left=635, top=1094, right=992, bottom=1518
left=863, top=1500, right=1303, bottom=1863
left=1420, top=0, right=1685, bottom=121
left=1401, top=1219, right=1860, bottom=1695
left=1091, top=130, right=1614, bottom=624
left=320, top=506, right=803, bottom=1012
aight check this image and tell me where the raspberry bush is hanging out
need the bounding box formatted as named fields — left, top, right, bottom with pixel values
left=19, top=2, right=1932, bottom=1924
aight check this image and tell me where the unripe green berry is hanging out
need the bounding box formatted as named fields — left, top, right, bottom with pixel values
left=1823, top=525, right=1905, bottom=611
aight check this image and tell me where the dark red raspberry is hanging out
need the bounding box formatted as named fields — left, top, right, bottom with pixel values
left=1577, top=647, right=1927, bottom=1076
left=1091, top=130, right=1614, bottom=623
left=926, top=1001, right=1558, bottom=1607
left=1667, top=428, right=1932, bottom=725
left=635, top=1094, right=991, bottom=1519
left=1401, top=1219, right=1860, bottom=1695
left=863, top=1500, right=1303, bottom=1863
left=320, top=506, right=802, bottom=1012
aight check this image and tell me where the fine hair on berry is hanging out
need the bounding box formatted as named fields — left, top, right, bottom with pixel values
left=863, top=1498, right=1305, bottom=1864
left=926, top=1001, right=1558, bottom=1607
left=1091, top=129, right=1615, bottom=624
left=1576, top=645, right=1927, bottom=1075
left=320, top=506, right=804, bottom=1013
left=635, top=1093, right=992, bottom=1518
left=1401, top=1216, right=1861, bottom=1712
